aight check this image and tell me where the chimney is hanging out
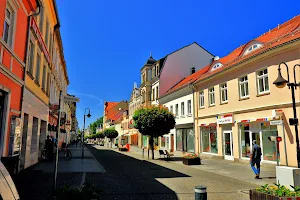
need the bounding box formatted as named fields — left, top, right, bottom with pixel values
left=190, top=67, right=195, bottom=75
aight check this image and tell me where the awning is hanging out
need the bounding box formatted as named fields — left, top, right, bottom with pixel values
left=198, top=123, right=217, bottom=127
left=238, top=116, right=281, bottom=123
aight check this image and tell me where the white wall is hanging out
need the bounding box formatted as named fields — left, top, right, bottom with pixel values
left=163, top=93, right=194, bottom=125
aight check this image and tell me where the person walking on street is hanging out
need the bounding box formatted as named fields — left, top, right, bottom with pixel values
left=250, top=140, right=262, bottom=179
left=45, top=135, right=53, bottom=160
left=75, top=138, right=79, bottom=147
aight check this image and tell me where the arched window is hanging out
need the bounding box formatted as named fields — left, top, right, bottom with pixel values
left=244, top=43, right=263, bottom=55
left=211, top=63, right=223, bottom=71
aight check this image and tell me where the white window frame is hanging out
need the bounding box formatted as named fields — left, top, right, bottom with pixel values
left=199, top=91, right=205, bottom=108
left=175, top=104, right=179, bottom=117
left=170, top=105, right=173, bottom=114
left=208, top=87, right=215, bottom=106
left=211, top=63, right=223, bottom=71
left=2, top=2, right=16, bottom=47
left=187, top=100, right=192, bottom=115
left=256, top=68, right=270, bottom=94
left=181, top=102, right=185, bottom=117
left=244, top=43, right=263, bottom=55
left=239, top=75, right=249, bottom=99
left=220, top=83, right=228, bottom=103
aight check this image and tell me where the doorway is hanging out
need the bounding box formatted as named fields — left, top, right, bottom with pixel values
left=223, top=131, right=234, bottom=160
left=170, top=134, right=174, bottom=152
left=20, top=114, right=29, bottom=169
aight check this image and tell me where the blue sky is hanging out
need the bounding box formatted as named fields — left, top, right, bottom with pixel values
left=56, top=0, right=299, bottom=129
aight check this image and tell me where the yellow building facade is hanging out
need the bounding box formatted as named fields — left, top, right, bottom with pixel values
left=193, top=22, right=300, bottom=167
left=20, top=0, right=59, bottom=169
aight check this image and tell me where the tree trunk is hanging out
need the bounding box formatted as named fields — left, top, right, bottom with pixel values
left=149, top=136, right=154, bottom=160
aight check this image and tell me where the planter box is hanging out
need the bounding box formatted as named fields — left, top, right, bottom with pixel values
left=250, top=190, right=300, bottom=200
left=182, top=157, right=201, bottom=165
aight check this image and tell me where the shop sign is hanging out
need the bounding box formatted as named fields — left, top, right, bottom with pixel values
left=217, top=116, right=233, bottom=124
left=270, top=120, right=283, bottom=125
left=30, top=18, right=50, bottom=63
left=272, top=109, right=283, bottom=118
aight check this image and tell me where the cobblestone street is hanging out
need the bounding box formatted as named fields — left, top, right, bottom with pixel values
left=87, top=145, right=259, bottom=200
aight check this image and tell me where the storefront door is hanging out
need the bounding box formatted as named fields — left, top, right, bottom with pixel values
left=223, top=131, right=234, bottom=160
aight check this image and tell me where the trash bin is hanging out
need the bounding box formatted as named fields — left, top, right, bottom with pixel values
left=1, top=155, right=19, bottom=175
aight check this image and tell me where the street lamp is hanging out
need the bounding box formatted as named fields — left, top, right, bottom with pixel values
left=82, top=108, right=91, bottom=158
left=273, top=62, right=300, bottom=168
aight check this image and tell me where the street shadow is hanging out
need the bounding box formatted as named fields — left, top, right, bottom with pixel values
left=260, top=176, right=276, bottom=179
left=86, top=145, right=190, bottom=199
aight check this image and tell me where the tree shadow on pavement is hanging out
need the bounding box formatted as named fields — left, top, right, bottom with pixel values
left=86, top=146, right=190, bottom=200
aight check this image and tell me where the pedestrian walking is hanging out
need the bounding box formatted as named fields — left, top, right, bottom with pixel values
left=45, top=135, right=53, bottom=160
left=76, top=138, right=79, bottom=147
left=250, top=140, right=262, bottom=179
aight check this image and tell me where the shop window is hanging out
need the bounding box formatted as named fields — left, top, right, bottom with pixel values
left=161, top=137, right=165, bottom=148
left=201, top=126, right=218, bottom=154
left=262, top=125, right=279, bottom=161
left=176, top=129, right=182, bottom=151
left=239, top=75, right=249, bottom=98
left=208, top=87, right=215, bottom=106
left=257, top=68, right=269, bottom=94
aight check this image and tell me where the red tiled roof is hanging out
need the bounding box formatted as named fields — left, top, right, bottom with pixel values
left=106, top=102, right=118, bottom=111
left=193, top=14, right=300, bottom=84
left=111, top=110, right=124, bottom=121
left=160, top=15, right=300, bottom=98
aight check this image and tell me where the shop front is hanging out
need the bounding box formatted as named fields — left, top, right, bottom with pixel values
left=200, top=123, right=218, bottom=155
left=217, top=114, right=234, bottom=160
left=239, top=121, right=280, bottom=163
left=175, top=124, right=195, bottom=153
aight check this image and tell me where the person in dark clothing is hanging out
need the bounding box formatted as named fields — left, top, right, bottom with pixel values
left=250, top=140, right=262, bottom=179
left=75, top=138, right=79, bottom=147
left=45, top=135, right=53, bottom=160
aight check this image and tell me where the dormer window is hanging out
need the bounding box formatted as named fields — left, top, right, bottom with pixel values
left=244, top=43, right=263, bottom=55
left=211, top=63, right=223, bottom=71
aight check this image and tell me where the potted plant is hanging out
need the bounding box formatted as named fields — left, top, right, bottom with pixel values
left=182, top=153, right=201, bottom=165
left=250, top=183, right=300, bottom=200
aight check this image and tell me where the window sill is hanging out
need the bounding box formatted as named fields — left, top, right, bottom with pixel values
left=34, top=80, right=40, bottom=87
left=220, top=101, right=228, bottom=105
left=199, top=106, right=205, bottom=109
left=209, top=104, right=216, bottom=107
left=186, top=114, right=192, bottom=117
left=27, top=71, right=34, bottom=80
left=180, top=116, right=185, bottom=118
left=239, top=97, right=250, bottom=101
left=256, top=92, right=270, bottom=97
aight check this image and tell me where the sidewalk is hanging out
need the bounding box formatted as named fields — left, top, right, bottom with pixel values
left=120, top=145, right=276, bottom=186
left=13, top=145, right=106, bottom=200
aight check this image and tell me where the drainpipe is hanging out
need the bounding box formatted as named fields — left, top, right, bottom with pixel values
left=189, top=84, right=197, bottom=154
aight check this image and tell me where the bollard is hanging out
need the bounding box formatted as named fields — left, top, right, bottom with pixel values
left=195, top=185, right=207, bottom=200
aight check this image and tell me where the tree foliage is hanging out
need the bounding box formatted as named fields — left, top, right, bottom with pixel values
left=89, top=117, right=103, bottom=134
left=133, top=105, right=175, bottom=137
left=133, top=105, right=176, bottom=159
left=86, top=132, right=105, bottom=140
left=103, top=128, right=118, bottom=139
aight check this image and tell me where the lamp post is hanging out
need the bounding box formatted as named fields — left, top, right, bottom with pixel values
left=82, top=108, right=91, bottom=158
left=273, top=62, right=300, bottom=168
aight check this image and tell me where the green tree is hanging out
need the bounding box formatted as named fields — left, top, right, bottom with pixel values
left=133, top=105, right=175, bottom=159
left=103, top=128, right=118, bottom=148
left=96, top=132, right=105, bottom=139
left=89, top=117, right=104, bottom=134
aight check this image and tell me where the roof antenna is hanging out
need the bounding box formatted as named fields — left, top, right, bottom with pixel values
left=278, top=24, right=280, bottom=29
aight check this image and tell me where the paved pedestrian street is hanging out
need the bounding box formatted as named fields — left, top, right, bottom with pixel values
left=86, top=145, right=261, bottom=200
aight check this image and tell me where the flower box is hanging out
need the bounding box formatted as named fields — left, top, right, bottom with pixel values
left=182, top=157, right=201, bottom=165
left=250, top=189, right=300, bottom=200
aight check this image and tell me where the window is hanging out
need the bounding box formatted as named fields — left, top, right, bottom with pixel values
left=181, top=102, right=185, bottom=116
left=211, top=63, right=223, bottom=71
left=49, top=31, right=52, bottom=54
left=187, top=100, right=192, bottom=115
left=156, top=86, right=159, bottom=99
left=28, top=40, right=35, bottom=75
left=35, top=53, right=41, bottom=83
left=45, top=20, right=49, bottom=47
left=201, top=126, right=218, bottom=154
left=152, top=88, right=155, bottom=100
left=170, top=106, right=173, bottom=114
left=39, top=7, right=44, bottom=33
left=175, top=104, right=178, bottom=116
left=257, top=68, right=269, bottom=94
left=239, top=75, right=249, bottom=98
left=199, top=91, right=204, bottom=108
left=3, top=5, right=14, bottom=46
left=208, top=87, right=215, bottom=106
left=244, top=43, right=262, bottom=55
left=220, top=83, right=228, bottom=103
left=42, top=65, right=46, bottom=89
